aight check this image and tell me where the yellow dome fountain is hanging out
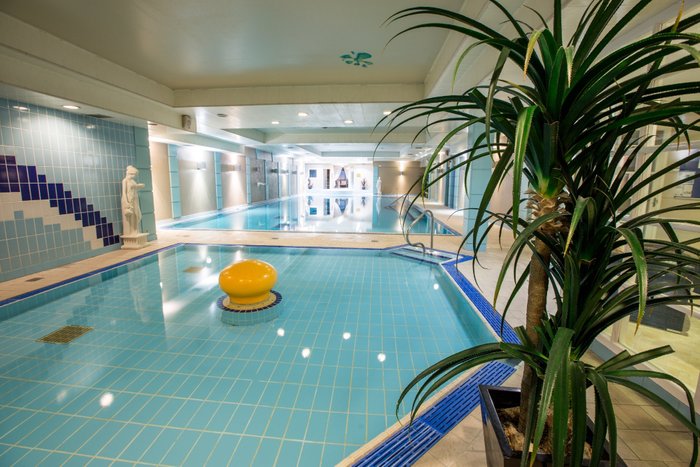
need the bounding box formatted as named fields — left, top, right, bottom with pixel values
left=217, top=259, right=282, bottom=325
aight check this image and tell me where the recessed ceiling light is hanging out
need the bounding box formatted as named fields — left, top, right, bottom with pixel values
left=216, top=113, right=228, bottom=118
left=62, top=105, right=80, bottom=110
left=12, top=105, right=29, bottom=112
left=297, top=112, right=309, bottom=117
left=147, top=121, right=157, bottom=126
left=271, top=120, right=280, bottom=125
left=383, top=110, right=391, bottom=116
left=344, top=119, right=354, bottom=124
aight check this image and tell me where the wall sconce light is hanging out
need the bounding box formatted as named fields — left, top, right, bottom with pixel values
left=196, top=161, right=207, bottom=170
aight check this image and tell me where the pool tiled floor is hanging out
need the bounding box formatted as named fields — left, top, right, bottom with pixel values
left=0, top=205, right=697, bottom=466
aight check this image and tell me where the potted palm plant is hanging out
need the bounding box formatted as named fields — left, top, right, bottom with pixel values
left=385, top=1, right=700, bottom=465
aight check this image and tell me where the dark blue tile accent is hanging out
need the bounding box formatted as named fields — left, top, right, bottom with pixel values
left=48, top=183, right=56, bottom=199
left=0, top=165, right=7, bottom=183
left=7, top=166, right=18, bottom=183
left=0, top=183, right=9, bottom=193
left=19, top=184, right=30, bottom=200
left=27, top=166, right=37, bottom=182
left=50, top=199, right=57, bottom=208
left=6, top=156, right=15, bottom=164
left=17, top=166, right=27, bottom=183
left=56, top=183, right=64, bottom=198
left=74, top=213, right=81, bottom=222
left=30, top=184, right=39, bottom=200
left=65, top=190, right=71, bottom=199
left=9, top=183, right=19, bottom=191
left=39, top=183, right=48, bottom=199
left=38, top=174, right=46, bottom=183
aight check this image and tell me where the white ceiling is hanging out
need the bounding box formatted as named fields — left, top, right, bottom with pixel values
left=0, top=0, right=694, bottom=162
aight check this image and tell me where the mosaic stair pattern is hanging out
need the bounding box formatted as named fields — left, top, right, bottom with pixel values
left=353, top=361, right=516, bottom=466
left=0, top=155, right=119, bottom=246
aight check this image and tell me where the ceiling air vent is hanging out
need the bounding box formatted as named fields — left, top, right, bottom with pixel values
left=86, top=114, right=112, bottom=119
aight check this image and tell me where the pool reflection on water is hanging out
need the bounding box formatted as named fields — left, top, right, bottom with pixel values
left=164, top=195, right=456, bottom=234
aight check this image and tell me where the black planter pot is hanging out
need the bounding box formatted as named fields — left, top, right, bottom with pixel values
left=478, top=385, right=626, bottom=467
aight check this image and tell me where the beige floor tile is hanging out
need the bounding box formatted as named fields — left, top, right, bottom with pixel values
left=624, top=461, right=673, bottom=467
left=654, top=430, right=697, bottom=464
left=616, top=404, right=665, bottom=431
left=640, top=405, right=694, bottom=432
left=618, top=430, right=682, bottom=462
left=412, top=452, right=447, bottom=467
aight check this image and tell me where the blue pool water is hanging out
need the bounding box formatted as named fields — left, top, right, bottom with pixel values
left=163, top=195, right=457, bottom=235
left=0, top=245, right=494, bottom=466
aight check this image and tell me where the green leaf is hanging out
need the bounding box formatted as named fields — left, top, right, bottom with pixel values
left=564, top=196, right=592, bottom=254
left=524, top=30, right=543, bottom=78
left=616, top=227, right=648, bottom=331
left=529, top=328, right=574, bottom=465
left=512, top=106, right=538, bottom=232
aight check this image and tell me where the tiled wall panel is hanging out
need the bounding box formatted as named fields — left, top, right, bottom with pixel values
left=0, top=99, right=153, bottom=281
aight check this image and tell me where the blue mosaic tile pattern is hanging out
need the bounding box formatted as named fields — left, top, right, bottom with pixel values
left=0, top=245, right=495, bottom=466
left=0, top=99, right=153, bottom=281
left=353, top=361, right=516, bottom=466
left=0, top=155, right=119, bottom=246
left=442, top=259, right=521, bottom=345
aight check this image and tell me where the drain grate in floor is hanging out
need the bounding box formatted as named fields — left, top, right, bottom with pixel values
left=26, top=277, right=43, bottom=282
left=37, top=325, right=93, bottom=344
left=183, top=266, right=204, bottom=273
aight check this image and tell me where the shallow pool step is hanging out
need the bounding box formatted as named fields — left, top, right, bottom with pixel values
left=390, top=246, right=455, bottom=264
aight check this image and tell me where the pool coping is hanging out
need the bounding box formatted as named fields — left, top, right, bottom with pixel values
left=0, top=242, right=519, bottom=466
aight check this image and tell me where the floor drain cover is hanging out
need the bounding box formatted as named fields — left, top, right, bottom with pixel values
left=184, top=266, right=204, bottom=273
left=26, top=277, right=43, bottom=282
left=37, top=325, right=93, bottom=344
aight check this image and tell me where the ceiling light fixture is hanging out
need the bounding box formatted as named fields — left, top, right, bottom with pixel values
left=344, top=119, right=354, bottom=124
left=216, top=113, right=228, bottom=118
left=12, top=105, right=29, bottom=112
left=297, top=112, right=309, bottom=117
left=271, top=120, right=280, bottom=125
left=383, top=110, right=391, bottom=116
left=62, top=105, right=80, bottom=110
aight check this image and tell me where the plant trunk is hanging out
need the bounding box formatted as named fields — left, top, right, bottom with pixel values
left=518, top=237, right=551, bottom=433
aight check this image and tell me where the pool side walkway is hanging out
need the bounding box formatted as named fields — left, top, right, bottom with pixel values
left=0, top=205, right=697, bottom=466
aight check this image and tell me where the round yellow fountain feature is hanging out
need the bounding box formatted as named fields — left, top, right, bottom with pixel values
left=217, top=259, right=282, bottom=325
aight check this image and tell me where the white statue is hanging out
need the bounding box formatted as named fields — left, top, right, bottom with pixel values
left=376, top=176, right=382, bottom=195
left=121, top=165, right=145, bottom=236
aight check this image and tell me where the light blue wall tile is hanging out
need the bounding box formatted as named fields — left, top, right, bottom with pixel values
left=0, top=100, right=154, bottom=281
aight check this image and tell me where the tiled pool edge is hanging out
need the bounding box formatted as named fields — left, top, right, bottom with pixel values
left=351, top=361, right=516, bottom=466
left=349, top=257, right=521, bottom=466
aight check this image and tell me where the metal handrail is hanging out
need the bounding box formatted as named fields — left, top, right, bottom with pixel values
left=405, top=209, right=435, bottom=255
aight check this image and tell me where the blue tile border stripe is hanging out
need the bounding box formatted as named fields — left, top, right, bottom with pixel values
left=442, top=259, right=520, bottom=345
left=353, top=361, right=516, bottom=467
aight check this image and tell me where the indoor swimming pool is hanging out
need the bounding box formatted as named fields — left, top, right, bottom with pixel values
left=0, top=244, right=495, bottom=466
left=162, top=195, right=457, bottom=235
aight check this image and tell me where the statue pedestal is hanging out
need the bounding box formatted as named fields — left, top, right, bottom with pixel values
left=121, top=233, right=149, bottom=250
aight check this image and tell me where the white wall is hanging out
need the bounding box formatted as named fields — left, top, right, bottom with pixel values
left=178, top=146, right=216, bottom=216
left=221, top=152, right=247, bottom=208
left=150, top=142, right=173, bottom=220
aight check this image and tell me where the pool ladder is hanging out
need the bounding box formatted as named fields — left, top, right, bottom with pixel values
left=405, top=209, right=435, bottom=255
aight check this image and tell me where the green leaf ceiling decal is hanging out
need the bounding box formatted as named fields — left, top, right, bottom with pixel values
left=340, top=51, right=373, bottom=67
